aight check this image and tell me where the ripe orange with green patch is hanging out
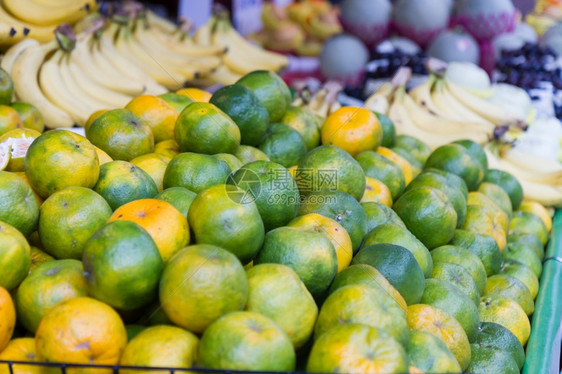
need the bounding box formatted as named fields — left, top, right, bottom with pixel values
left=0, top=287, right=15, bottom=352
left=288, top=213, right=353, bottom=273
left=255, top=226, right=338, bottom=299
left=314, top=284, right=409, bottom=346
left=307, top=323, right=408, bottom=374
left=35, top=297, right=128, bottom=368
left=321, top=107, right=382, bottom=156
left=125, top=95, right=178, bottom=143
left=119, top=325, right=199, bottom=374
left=407, top=304, right=471, bottom=371
left=159, top=244, right=248, bottom=333
left=15, top=259, right=88, bottom=333
left=0, top=105, right=23, bottom=137
left=24, top=130, right=99, bottom=199
left=108, top=199, right=189, bottom=263
left=361, top=177, right=392, bottom=206
left=86, top=109, right=154, bottom=162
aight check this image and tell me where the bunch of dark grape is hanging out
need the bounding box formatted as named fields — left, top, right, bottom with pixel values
left=366, top=49, right=429, bottom=80
left=496, top=43, right=561, bottom=90
left=344, top=48, right=429, bottom=101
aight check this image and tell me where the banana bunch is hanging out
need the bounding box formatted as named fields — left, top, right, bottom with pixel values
left=112, top=17, right=223, bottom=91
left=0, top=0, right=98, bottom=47
left=368, top=66, right=528, bottom=149
left=192, top=14, right=289, bottom=86
left=3, top=7, right=247, bottom=128
left=3, top=23, right=169, bottom=129
left=485, top=144, right=562, bottom=207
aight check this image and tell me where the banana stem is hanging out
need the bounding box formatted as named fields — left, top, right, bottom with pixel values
left=431, top=76, right=444, bottom=93
left=426, top=57, right=448, bottom=76
left=212, top=3, right=229, bottom=19
left=178, top=17, right=193, bottom=34
left=55, top=24, right=76, bottom=52
left=393, top=85, right=406, bottom=101
left=391, top=67, right=411, bottom=88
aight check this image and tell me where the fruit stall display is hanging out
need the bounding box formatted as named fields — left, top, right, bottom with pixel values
left=0, top=1, right=561, bottom=374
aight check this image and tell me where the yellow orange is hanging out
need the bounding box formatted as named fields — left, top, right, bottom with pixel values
left=35, top=297, right=127, bottom=371
left=176, top=88, right=212, bottom=103
left=361, top=176, right=393, bottom=207
left=154, top=139, right=180, bottom=161
left=108, top=199, right=190, bottom=262
left=130, top=153, right=168, bottom=192
left=377, top=146, right=413, bottom=185
left=407, top=304, right=471, bottom=371
left=125, top=95, right=178, bottom=143
left=287, top=213, right=353, bottom=273
left=0, top=105, right=23, bottom=137
left=0, top=287, right=15, bottom=351
left=320, top=107, right=382, bottom=156
left=94, top=146, right=113, bottom=165
left=519, top=200, right=552, bottom=232
left=0, top=338, right=40, bottom=374
left=479, top=295, right=531, bottom=346
left=119, top=325, right=198, bottom=374
left=463, top=204, right=507, bottom=252
left=85, top=110, right=108, bottom=134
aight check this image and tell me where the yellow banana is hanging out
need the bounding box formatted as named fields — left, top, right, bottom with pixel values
left=39, top=49, right=91, bottom=126
left=0, top=2, right=54, bottom=43
left=498, top=149, right=562, bottom=184
left=364, top=82, right=395, bottom=114
left=435, top=79, right=497, bottom=126
left=485, top=147, right=562, bottom=206
left=220, top=46, right=270, bottom=75
left=193, top=16, right=214, bottom=46
left=92, top=26, right=167, bottom=96
left=3, top=0, right=98, bottom=27
left=212, top=18, right=289, bottom=71
left=140, top=25, right=222, bottom=74
left=58, top=52, right=109, bottom=112
left=0, top=21, right=22, bottom=47
left=402, top=90, right=494, bottom=140
left=211, top=21, right=284, bottom=75
left=11, top=41, right=74, bottom=128
left=446, top=80, right=522, bottom=126
left=145, top=9, right=178, bottom=34
left=152, top=28, right=226, bottom=57
left=70, top=33, right=145, bottom=96
left=65, top=49, right=132, bottom=109
left=114, top=23, right=185, bottom=90
left=32, top=0, right=89, bottom=7
left=131, top=23, right=205, bottom=79
left=518, top=178, right=562, bottom=207
left=389, top=87, right=488, bottom=149
left=409, top=75, right=448, bottom=117
left=363, top=94, right=389, bottom=115
left=1, top=38, right=39, bottom=74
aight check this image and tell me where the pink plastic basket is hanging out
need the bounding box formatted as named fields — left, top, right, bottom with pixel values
left=391, top=21, right=447, bottom=48
left=340, top=19, right=390, bottom=49
left=451, top=10, right=517, bottom=74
